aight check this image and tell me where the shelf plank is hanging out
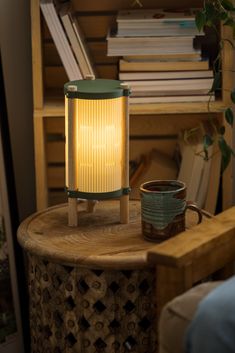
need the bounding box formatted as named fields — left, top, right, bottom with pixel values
left=38, top=98, right=227, bottom=117
left=130, top=101, right=227, bottom=115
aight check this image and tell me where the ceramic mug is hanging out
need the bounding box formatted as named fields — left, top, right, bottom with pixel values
left=140, top=180, right=202, bottom=242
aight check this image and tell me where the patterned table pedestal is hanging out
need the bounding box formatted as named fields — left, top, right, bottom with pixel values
left=28, top=254, right=156, bottom=353
left=18, top=200, right=200, bottom=353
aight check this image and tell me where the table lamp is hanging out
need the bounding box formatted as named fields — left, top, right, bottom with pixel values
left=64, top=77, right=130, bottom=226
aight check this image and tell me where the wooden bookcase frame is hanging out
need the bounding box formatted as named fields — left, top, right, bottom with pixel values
left=31, top=0, right=234, bottom=211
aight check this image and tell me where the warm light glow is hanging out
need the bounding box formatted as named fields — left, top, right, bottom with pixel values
left=65, top=96, right=125, bottom=193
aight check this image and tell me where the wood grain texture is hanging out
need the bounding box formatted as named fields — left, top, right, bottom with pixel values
left=31, top=0, right=43, bottom=109
left=147, top=206, right=235, bottom=268
left=17, top=201, right=202, bottom=270
left=47, top=166, right=65, bottom=188
left=156, top=264, right=193, bottom=317
left=39, top=98, right=228, bottom=118
left=34, top=113, right=48, bottom=210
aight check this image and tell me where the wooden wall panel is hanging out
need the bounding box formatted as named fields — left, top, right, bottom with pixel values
left=44, top=43, right=62, bottom=66
left=96, top=65, right=117, bottom=79
left=77, top=15, right=116, bottom=38
left=46, top=141, right=65, bottom=163
left=130, top=113, right=221, bottom=136
left=45, top=117, right=64, bottom=134
left=44, top=66, right=67, bottom=88
left=72, top=0, right=203, bottom=12
left=88, top=42, right=118, bottom=64
left=47, top=166, right=65, bottom=188
left=130, top=139, right=177, bottom=161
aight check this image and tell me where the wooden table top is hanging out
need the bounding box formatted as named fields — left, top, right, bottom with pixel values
left=17, top=200, right=202, bottom=270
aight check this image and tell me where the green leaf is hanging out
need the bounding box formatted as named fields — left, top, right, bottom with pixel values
left=203, top=134, right=213, bottom=148
left=221, top=151, right=231, bottom=173
left=219, top=126, right=226, bottom=135
left=195, top=11, right=206, bottom=31
left=203, top=148, right=209, bottom=161
left=220, top=11, right=229, bottom=21
left=210, top=72, right=221, bottom=92
left=225, top=107, right=234, bottom=126
left=218, top=137, right=232, bottom=172
left=224, top=17, right=235, bottom=26
left=221, top=0, right=235, bottom=11
left=203, top=134, right=214, bottom=161
left=229, top=145, right=235, bottom=157
left=231, top=90, right=235, bottom=103
left=205, top=2, right=216, bottom=17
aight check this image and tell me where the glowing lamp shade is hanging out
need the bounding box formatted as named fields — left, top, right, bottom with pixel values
left=64, top=79, right=130, bottom=226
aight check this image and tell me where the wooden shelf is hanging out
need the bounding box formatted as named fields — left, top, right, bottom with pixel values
left=128, top=100, right=226, bottom=115
left=37, top=97, right=227, bottom=118
left=31, top=0, right=234, bottom=211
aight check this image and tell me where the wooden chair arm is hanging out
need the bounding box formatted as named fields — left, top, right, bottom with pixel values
left=147, top=207, right=235, bottom=316
left=147, top=206, right=235, bottom=270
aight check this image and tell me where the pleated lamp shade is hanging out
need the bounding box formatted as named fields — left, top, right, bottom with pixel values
left=64, top=78, right=130, bottom=226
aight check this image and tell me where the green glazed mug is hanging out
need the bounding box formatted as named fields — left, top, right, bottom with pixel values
left=140, top=180, right=202, bottom=242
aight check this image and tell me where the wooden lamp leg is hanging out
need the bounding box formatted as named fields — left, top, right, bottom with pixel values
left=68, top=198, right=78, bottom=227
left=66, top=94, right=79, bottom=227
left=120, top=195, right=129, bottom=224
left=120, top=86, right=130, bottom=224
left=87, top=200, right=97, bottom=213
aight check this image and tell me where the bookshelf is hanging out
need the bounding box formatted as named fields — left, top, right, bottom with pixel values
left=31, top=0, right=234, bottom=211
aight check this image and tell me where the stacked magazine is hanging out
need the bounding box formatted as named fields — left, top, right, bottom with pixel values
left=107, top=8, right=214, bottom=103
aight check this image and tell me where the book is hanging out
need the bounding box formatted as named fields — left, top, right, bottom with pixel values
left=107, top=33, right=200, bottom=56
left=196, top=145, right=213, bottom=208
left=117, top=26, right=200, bottom=37
left=116, top=8, right=201, bottom=37
left=129, top=95, right=215, bottom=104
left=40, top=0, right=82, bottom=80
left=178, top=142, right=205, bottom=203
left=119, top=70, right=214, bottom=80
left=117, top=8, right=198, bottom=24
left=119, top=59, right=210, bottom=72
left=125, top=78, right=213, bottom=96
left=204, top=146, right=221, bottom=214
left=123, top=53, right=202, bottom=61
left=71, top=13, right=96, bottom=77
left=59, top=4, right=95, bottom=78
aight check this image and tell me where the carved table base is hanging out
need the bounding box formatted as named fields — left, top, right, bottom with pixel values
left=28, top=254, right=157, bottom=353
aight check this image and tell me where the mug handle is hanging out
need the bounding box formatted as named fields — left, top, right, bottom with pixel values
left=185, top=201, right=212, bottom=225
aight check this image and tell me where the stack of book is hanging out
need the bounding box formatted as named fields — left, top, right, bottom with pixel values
left=107, top=8, right=214, bottom=103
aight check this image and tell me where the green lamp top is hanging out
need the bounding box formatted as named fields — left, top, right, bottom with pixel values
left=64, top=78, right=130, bottom=99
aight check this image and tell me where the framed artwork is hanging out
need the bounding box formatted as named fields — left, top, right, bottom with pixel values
left=0, top=54, right=24, bottom=352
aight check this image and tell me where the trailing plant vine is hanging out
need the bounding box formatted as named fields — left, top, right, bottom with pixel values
left=192, top=0, right=235, bottom=172
left=132, top=0, right=235, bottom=172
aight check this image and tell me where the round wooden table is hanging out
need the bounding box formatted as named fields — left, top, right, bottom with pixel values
left=17, top=200, right=200, bottom=353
